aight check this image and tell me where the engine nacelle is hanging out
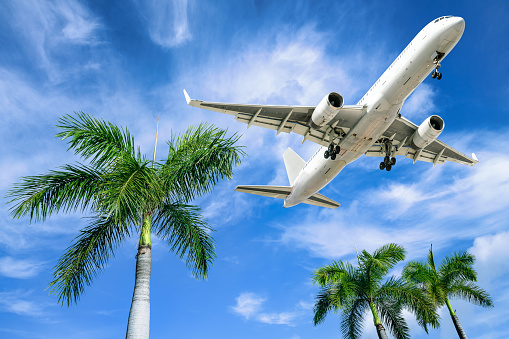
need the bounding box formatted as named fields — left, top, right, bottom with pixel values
left=411, top=115, right=445, bottom=149
left=310, top=92, right=344, bottom=129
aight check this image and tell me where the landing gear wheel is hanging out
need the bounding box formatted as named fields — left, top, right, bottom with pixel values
left=324, top=150, right=329, bottom=159
left=384, top=156, right=390, bottom=165
left=328, top=144, right=334, bottom=154
left=391, top=157, right=396, bottom=165
left=331, top=153, right=336, bottom=160
left=379, top=162, right=386, bottom=170
left=437, top=72, right=442, bottom=80
left=335, top=145, right=341, bottom=154
left=386, top=163, right=392, bottom=171
left=431, top=70, right=437, bottom=79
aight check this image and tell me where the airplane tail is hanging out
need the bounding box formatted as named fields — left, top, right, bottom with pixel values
left=283, top=147, right=306, bottom=186
left=234, top=185, right=340, bottom=209
left=234, top=147, right=339, bottom=208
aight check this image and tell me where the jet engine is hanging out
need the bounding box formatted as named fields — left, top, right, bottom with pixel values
left=309, top=92, right=344, bottom=129
left=411, top=115, right=445, bottom=149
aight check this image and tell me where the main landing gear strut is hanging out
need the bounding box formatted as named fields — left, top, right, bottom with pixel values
left=379, top=139, right=396, bottom=172
left=324, top=143, right=340, bottom=160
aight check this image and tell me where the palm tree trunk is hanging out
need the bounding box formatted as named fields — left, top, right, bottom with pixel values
left=126, top=215, right=152, bottom=338
left=446, top=298, right=468, bottom=339
left=369, top=301, right=389, bottom=339
left=126, top=245, right=151, bottom=338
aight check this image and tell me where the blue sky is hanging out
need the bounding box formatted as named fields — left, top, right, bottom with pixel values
left=0, top=0, right=508, bottom=338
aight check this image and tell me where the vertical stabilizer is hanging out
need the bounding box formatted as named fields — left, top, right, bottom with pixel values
left=283, top=147, right=306, bottom=186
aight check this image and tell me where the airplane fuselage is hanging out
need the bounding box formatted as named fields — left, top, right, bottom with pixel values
left=284, top=16, right=465, bottom=207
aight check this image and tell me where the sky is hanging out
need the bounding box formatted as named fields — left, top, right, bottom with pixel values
left=0, top=0, right=508, bottom=338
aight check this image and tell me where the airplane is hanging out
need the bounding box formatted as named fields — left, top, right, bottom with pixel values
left=184, top=16, right=477, bottom=209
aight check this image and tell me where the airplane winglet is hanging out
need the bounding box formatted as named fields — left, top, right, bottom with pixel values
left=183, top=89, right=191, bottom=105
left=472, top=153, right=478, bottom=162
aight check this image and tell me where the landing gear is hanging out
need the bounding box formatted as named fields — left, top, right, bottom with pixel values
left=431, top=52, right=444, bottom=80
left=379, top=139, right=397, bottom=171
left=324, top=143, right=341, bottom=160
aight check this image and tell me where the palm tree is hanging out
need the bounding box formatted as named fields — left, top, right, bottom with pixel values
left=312, top=243, right=439, bottom=339
left=403, top=245, right=493, bottom=339
left=7, top=112, right=245, bottom=338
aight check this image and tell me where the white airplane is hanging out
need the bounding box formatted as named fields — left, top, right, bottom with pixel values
left=184, top=16, right=477, bottom=209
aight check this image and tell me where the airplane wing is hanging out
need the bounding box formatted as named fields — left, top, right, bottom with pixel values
left=184, top=90, right=366, bottom=147
left=365, top=115, right=478, bottom=166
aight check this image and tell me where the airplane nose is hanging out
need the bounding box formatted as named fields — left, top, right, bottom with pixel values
left=451, top=17, right=465, bottom=33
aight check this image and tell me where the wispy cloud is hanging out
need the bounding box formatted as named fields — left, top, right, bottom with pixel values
left=230, top=292, right=310, bottom=326
left=402, top=84, right=437, bottom=120
left=134, top=0, right=192, bottom=48
left=0, top=257, right=44, bottom=279
left=0, top=290, right=45, bottom=317
left=4, top=0, right=102, bottom=81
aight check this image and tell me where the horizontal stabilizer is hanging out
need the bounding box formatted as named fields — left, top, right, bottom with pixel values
left=235, top=185, right=340, bottom=209
left=235, top=185, right=292, bottom=199
left=304, top=192, right=341, bottom=209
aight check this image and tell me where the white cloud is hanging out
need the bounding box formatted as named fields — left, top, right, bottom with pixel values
left=402, top=84, right=437, bottom=120
left=231, top=292, right=266, bottom=320
left=469, top=231, right=509, bottom=282
left=6, top=0, right=102, bottom=81
left=0, top=257, right=44, bottom=279
left=230, top=292, right=309, bottom=326
left=135, top=0, right=192, bottom=48
left=0, top=290, right=44, bottom=317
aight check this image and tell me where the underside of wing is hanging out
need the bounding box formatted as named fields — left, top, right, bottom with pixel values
left=365, top=115, right=478, bottom=166
left=184, top=90, right=365, bottom=147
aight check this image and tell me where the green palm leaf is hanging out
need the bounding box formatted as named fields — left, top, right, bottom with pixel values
left=162, top=123, right=245, bottom=202
left=56, top=111, right=135, bottom=167
left=7, top=163, right=103, bottom=222
left=152, top=201, right=215, bottom=279
left=48, top=215, right=132, bottom=305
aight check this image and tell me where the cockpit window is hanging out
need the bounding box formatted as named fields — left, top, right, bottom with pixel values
left=434, top=16, right=453, bottom=23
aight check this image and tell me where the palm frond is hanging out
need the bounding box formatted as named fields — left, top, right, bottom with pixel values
left=427, top=245, right=437, bottom=272
left=6, top=163, right=103, bottom=222
left=98, top=157, right=160, bottom=223
left=376, top=298, right=410, bottom=339
left=313, top=287, right=337, bottom=325
left=449, top=281, right=494, bottom=308
left=364, top=243, right=406, bottom=271
left=377, top=277, right=440, bottom=332
left=439, top=251, right=477, bottom=288
left=161, top=123, right=245, bottom=202
left=48, top=215, right=132, bottom=305
left=152, top=201, right=215, bottom=279
left=340, top=297, right=367, bottom=339
left=56, top=112, right=135, bottom=168
left=313, top=261, right=357, bottom=286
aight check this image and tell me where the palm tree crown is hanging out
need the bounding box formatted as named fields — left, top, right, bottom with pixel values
left=403, top=245, right=493, bottom=338
left=7, top=112, right=245, bottom=336
left=313, top=243, right=439, bottom=339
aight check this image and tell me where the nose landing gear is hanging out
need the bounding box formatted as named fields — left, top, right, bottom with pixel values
left=431, top=51, right=444, bottom=80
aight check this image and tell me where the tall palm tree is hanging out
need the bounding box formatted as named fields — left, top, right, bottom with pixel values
left=7, top=112, right=245, bottom=338
left=313, top=243, right=439, bottom=339
left=403, top=245, right=493, bottom=339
